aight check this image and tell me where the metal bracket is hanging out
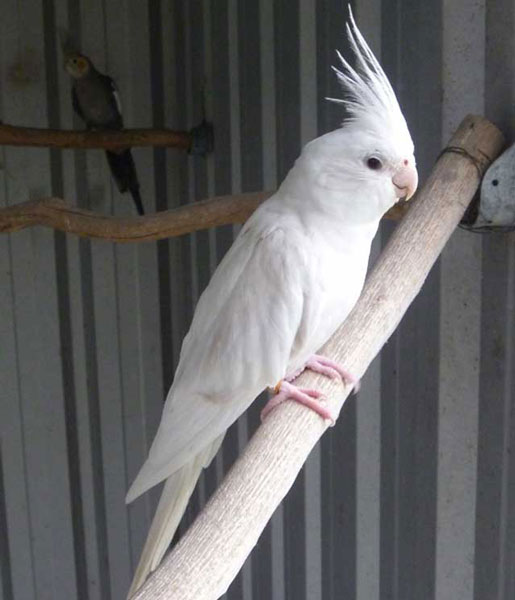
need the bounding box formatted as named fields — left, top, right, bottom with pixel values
left=188, top=119, right=214, bottom=157
left=460, top=142, right=515, bottom=232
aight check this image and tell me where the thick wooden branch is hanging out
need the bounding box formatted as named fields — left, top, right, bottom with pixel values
left=0, top=193, right=409, bottom=242
left=132, top=115, right=504, bottom=600
left=0, top=123, right=192, bottom=150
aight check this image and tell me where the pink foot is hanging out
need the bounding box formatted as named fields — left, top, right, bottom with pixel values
left=261, top=355, right=359, bottom=424
left=284, top=355, right=360, bottom=392
left=305, top=355, right=360, bottom=392
left=261, top=381, right=332, bottom=422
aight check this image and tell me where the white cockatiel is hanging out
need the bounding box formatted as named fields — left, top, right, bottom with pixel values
left=126, top=9, right=417, bottom=596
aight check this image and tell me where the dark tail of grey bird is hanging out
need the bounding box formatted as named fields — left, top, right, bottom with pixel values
left=106, top=149, right=145, bottom=215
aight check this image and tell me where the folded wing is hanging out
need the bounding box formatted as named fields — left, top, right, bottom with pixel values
left=127, top=219, right=309, bottom=501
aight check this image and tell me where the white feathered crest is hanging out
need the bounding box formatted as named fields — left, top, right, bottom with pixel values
left=329, top=7, right=412, bottom=148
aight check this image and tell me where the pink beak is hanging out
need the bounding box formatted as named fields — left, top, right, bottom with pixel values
left=392, top=162, right=418, bottom=200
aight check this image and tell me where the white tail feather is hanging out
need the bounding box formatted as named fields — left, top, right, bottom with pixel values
left=127, top=436, right=224, bottom=598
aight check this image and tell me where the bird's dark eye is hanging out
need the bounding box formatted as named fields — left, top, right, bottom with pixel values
left=366, top=157, right=383, bottom=170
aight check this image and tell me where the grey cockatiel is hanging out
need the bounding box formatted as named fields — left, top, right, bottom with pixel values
left=126, top=8, right=418, bottom=597
left=64, top=52, right=145, bottom=215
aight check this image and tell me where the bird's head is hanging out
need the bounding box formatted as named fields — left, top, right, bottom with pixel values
left=299, top=7, right=417, bottom=222
left=64, top=53, right=91, bottom=79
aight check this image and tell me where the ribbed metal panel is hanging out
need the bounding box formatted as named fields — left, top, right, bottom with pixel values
left=1, top=1, right=515, bottom=599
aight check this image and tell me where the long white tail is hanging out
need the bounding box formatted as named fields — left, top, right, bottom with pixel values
left=127, top=437, right=224, bottom=598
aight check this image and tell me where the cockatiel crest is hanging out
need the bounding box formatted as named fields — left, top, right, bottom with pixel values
left=329, top=9, right=414, bottom=155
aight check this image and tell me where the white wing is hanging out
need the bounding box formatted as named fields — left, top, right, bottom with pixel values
left=109, top=78, right=123, bottom=115
left=127, top=212, right=309, bottom=501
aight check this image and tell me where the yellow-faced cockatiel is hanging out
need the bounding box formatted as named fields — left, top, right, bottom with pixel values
left=126, top=8, right=417, bottom=596
left=64, top=53, right=145, bottom=215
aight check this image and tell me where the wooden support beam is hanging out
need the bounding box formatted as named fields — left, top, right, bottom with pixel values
left=131, top=115, right=505, bottom=600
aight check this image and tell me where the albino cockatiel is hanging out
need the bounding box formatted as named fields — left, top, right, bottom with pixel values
left=126, top=9, right=417, bottom=596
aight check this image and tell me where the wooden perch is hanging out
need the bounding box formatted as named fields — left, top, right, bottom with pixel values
left=0, top=193, right=270, bottom=241
left=0, top=192, right=409, bottom=242
left=131, top=115, right=504, bottom=600
left=0, top=123, right=192, bottom=150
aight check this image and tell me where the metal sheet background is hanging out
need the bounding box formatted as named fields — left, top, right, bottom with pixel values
left=1, top=1, right=515, bottom=598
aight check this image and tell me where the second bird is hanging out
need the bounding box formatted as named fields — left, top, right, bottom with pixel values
left=65, top=53, right=145, bottom=215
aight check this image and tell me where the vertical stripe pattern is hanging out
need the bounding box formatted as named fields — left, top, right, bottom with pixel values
left=1, top=1, right=515, bottom=599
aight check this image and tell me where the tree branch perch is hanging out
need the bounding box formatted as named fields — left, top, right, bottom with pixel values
left=0, top=193, right=410, bottom=242
left=131, top=115, right=504, bottom=600
left=0, top=193, right=271, bottom=241
left=0, top=122, right=193, bottom=150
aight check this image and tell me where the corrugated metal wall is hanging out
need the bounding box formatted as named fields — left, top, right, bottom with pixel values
left=1, top=1, right=515, bottom=599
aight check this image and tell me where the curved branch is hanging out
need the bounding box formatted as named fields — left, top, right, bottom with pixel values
left=0, top=192, right=272, bottom=241
left=0, top=123, right=192, bottom=150
left=0, top=192, right=410, bottom=242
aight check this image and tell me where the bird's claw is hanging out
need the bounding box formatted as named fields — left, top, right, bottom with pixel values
left=261, top=355, right=359, bottom=425
left=261, top=381, right=333, bottom=423
left=305, top=354, right=360, bottom=392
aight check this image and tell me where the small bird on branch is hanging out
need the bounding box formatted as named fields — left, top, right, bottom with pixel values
left=64, top=51, right=145, bottom=215
left=125, top=7, right=417, bottom=598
